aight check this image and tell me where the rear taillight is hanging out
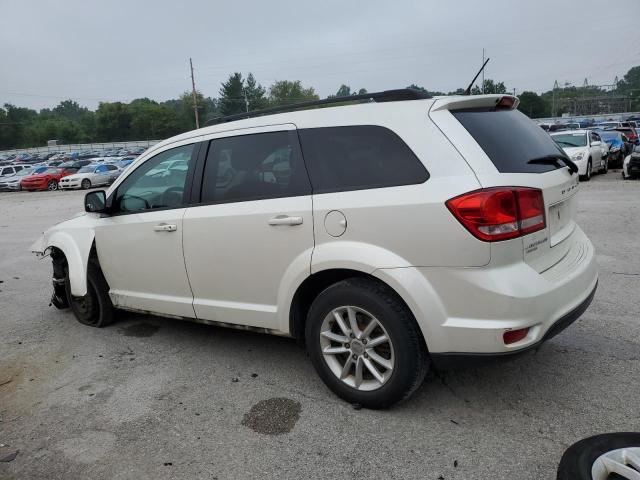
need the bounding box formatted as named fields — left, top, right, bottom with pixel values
left=446, top=187, right=546, bottom=242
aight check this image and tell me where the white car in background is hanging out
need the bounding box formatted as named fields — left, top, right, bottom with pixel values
left=550, top=130, right=607, bottom=180
left=59, top=163, right=121, bottom=190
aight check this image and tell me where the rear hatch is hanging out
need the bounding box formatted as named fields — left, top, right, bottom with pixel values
left=429, top=95, right=581, bottom=272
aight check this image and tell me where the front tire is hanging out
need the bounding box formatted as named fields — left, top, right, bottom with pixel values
left=47, top=180, right=58, bottom=191
left=81, top=178, right=91, bottom=189
left=602, top=157, right=608, bottom=173
left=557, top=432, right=640, bottom=479
left=65, top=260, right=115, bottom=327
left=305, top=278, right=428, bottom=409
left=581, top=160, right=592, bottom=181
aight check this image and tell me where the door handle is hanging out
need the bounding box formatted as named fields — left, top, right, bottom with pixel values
left=268, top=215, right=303, bottom=226
left=153, top=223, right=177, bottom=232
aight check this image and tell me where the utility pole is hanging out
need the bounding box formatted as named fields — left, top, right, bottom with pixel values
left=189, top=58, right=200, bottom=129
left=244, top=91, right=249, bottom=112
left=481, top=48, right=485, bottom=94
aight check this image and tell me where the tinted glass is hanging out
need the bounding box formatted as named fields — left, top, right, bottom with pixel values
left=298, top=125, right=428, bottom=193
left=552, top=133, right=587, bottom=147
left=453, top=109, right=565, bottom=173
left=114, top=144, right=195, bottom=212
left=201, top=131, right=310, bottom=204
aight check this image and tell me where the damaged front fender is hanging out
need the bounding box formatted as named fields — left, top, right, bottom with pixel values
left=31, top=214, right=97, bottom=297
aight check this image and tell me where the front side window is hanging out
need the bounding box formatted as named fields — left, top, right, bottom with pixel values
left=114, top=144, right=195, bottom=212
left=201, top=131, right=310, bottom=204
left=298, top=125, right=428, bottom=193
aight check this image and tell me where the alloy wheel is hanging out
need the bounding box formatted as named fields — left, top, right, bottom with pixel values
left=47, top=181, right=58, bottom=191
left=319, top=306, right=394, bottom=391
left=591, top=447, right=640, bottom=479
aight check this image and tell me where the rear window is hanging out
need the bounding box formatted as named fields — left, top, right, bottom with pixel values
left=298, top=125, right=428, bottom=193
left=452, top=109, right=566, bottom=173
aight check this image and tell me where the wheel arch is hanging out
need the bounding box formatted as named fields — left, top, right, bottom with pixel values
left=43, top=229, right=95, bottom=296
left=288, top=267, right=433, bottom=353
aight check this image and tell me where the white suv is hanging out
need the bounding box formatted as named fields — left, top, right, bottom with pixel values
left=32, top=90, right=598, bottom=408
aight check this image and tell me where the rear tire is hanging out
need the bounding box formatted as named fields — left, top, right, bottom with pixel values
left=305, top=277, right=428, bottom=409
left=557, top=432, right=640, bottom=479
left=65, top=260, right=115, bottom=327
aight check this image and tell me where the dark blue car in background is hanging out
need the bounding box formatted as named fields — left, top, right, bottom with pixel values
left=595, top=129, right=628, bottom=167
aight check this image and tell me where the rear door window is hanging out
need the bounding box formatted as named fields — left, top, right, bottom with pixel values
left=200, top=131, right=311, bottom=204
left=452, top=109, right=566, bottom=173
left=298, top=125, right=428, bottom=193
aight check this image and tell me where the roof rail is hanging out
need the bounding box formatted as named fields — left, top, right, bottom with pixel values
left=204, top=88, right=430, bottom=126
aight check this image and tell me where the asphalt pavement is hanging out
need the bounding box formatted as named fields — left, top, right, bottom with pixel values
left=1, top=171, right=639, bottom=479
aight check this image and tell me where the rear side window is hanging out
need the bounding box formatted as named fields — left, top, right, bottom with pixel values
left=201, top=131, right=311, bottom=204
left=453, top=109, right=566, bottom=173
left=298, top=125, right=428, bottom=193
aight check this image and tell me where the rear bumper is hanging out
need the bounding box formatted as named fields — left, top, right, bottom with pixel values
left=375, top=225, right=598, bottom=358
left=430, top=280, right=597, bottom=368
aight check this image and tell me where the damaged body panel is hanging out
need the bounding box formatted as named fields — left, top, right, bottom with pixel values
left=31, top=213, right=97, bottom=297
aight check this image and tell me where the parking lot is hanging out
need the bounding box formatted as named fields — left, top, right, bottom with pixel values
left=0, top=171, right=639, bottom=480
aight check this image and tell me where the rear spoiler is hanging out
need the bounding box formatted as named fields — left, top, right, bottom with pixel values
left=430, top=94, right=519, bottom=112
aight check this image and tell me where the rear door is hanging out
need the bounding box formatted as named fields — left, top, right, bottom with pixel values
left=429, top=96, right=581, bottom=272
left=182, top=125, right=313, bottom=331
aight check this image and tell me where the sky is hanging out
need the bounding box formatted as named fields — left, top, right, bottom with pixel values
left=1, top=0, right=639, bottom=111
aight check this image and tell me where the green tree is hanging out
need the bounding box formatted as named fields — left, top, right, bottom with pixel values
left=268, top=80, right=319, bottom=106
left=617, top=66, right=640, bottom=110
left=218, top=73, right=245, bottom=116
left=244, top=73, right=268, bottom=111
left=471, top=79, right=507, bottom=95
left=94, top=102, right=132, bottom=141
left=517, top=91, right=550, bottom=118
left=407, top=84, right=445, bottom=96
left=53, top=100, right=89, bottom=122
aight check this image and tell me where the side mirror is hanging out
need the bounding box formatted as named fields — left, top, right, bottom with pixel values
left=85, top=190, right=107, bottom=213
left=592, top=141, right=601, bottom=146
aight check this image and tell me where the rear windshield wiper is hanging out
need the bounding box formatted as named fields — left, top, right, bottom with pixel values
left=527, top=155, right=578, bottom=175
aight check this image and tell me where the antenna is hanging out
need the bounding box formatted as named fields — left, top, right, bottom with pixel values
left=464, top=58, right=490, bottom=95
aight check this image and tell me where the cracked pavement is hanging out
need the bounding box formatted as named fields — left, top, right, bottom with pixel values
left=1, top=172, right=639, bottom=479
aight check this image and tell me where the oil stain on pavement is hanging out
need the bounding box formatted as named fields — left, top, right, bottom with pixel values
left=118, top=322, right=160, bottom=338
left=242, top=397, right=301, bottom=435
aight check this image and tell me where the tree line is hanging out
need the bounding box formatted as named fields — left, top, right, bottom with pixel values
left=1, top=66, right=639, bottom=150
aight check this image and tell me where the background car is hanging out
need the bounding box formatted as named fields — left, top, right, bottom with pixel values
left=612, top=126, right=639, bottom=145
left=596, top=129, right=628, bottom=167
left=622, top=145, right=640, bottom=179
left=550, top=129, right=606, bottom=180
left=0, top=167, right=35, bottom=191
left=20, top=167, right=75, bottom=191
left=59, top=163, right=121, bottom=190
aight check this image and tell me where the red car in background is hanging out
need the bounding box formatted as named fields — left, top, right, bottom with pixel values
left=20, top=167, right=76, bottom=191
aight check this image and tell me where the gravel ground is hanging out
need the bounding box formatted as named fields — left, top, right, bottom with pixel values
left=1, top=172, right=639, bottom=480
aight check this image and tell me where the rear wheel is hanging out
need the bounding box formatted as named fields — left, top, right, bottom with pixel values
left=602, top=157, right=608, bottom=174
left=305, top=277, right=428, bottom=409
left=557, top=433, right=640, bottom=479
left=65, top=260, right=115, bottom=327
left=81, top=178, right=91, bottom=189
left=47, top=180, right=58, bottom=191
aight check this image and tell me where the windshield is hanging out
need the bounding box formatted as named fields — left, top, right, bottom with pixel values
left=17, top=169, right=33, bottom=176
left=77, top=166, right=95, bottom=173
left=551, top=133, right=587, bottom=148
left=44, top=168, right=60, bottom=174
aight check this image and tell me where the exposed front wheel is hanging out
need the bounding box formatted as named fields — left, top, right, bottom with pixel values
left=81, top=178, right=91, bottom=189
left=47, top=180, right=58, bottom=191
left=580, top=160, right=592, bottom=181
left=305, top=278, right=428, bottom=409
left=65, top=260, right=115, bottom=327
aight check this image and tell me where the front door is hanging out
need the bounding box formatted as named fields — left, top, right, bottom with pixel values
left=94, top=142, right=198, bottom=318
left=182, top=127, right=313, bottom=331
